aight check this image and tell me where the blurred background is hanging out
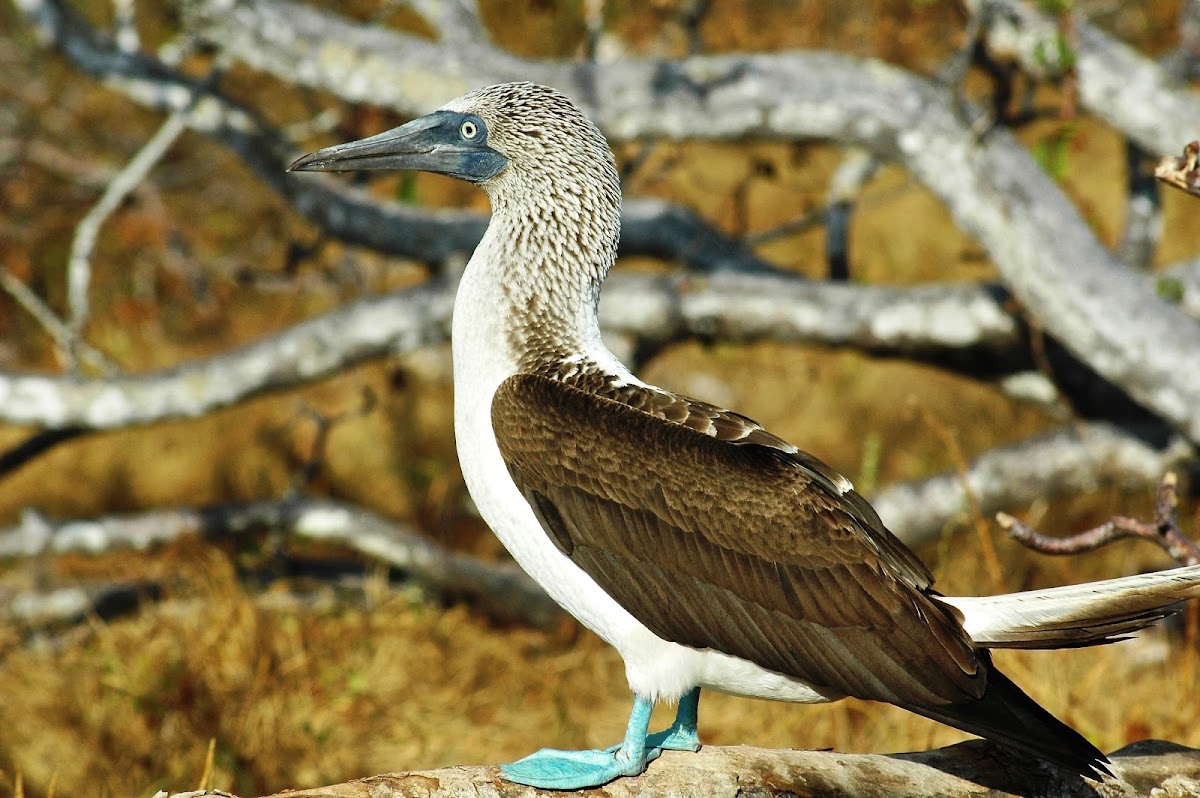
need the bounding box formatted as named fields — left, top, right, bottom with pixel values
left=1, top=1, right=1199, bottom=796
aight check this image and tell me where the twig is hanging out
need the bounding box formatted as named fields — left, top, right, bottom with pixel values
left=289, top=388, right=377, bottom=495
left=873, top=423, right=1193, bottom=548
left=0, top=267, right=77, bottom=356
left=1118, top=141, right=1162, bottom=269
left=0, top=267, right=114, bottom=372
left=0, top=427, right=89, bottom=480
left=998, top=472, right=1200, bottom=567
left=744, top=177, right=911, bottom=249
left=824, top=150, right=878, bottom=282
left=111, top=0, right=139, bottom=53
left=197, top=738, right=216, bottom=793
left=66, top=105, right=190, bottom=343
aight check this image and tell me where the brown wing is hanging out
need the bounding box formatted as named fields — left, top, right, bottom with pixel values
left=492, top=372, right=984, bottom=708
left=585, top=378, right=936, bottom=591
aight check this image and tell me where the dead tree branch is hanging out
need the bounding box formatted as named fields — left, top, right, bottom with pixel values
left=0, top=267, right=111, bottom=373
left=999, top=472, right=1200, bottom=567
left=168, top=740, right=1200, bottom=798
left=874, top=424, right=1193, bottom=548
left=0, top=273, right=1029, bottom=431
left=0, top=277, right=452, bottom=429
left=3, top=422, right=1187, bottom=569
left=0, top=496, right=560, bottom=628
left=964, top=0, right=1200, bottom=156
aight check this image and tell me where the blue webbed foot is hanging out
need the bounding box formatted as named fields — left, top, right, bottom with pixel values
left=500, top=745, right=661, bottom=789
left=647, top=686, right=702, bottom=752
left=499, top=694, right=664, bottom=789
left=646, top=724, right=701, bottom=752
left=498, top=691, right=703, bottom=789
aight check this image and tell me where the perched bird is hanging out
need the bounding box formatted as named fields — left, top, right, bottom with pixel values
left=291, top=82, right=1200, bottom=790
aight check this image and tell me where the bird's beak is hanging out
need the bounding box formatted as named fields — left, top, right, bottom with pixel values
left=288, top=111, right=507, bottom=183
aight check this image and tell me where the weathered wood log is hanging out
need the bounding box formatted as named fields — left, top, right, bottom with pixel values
left=231, top=740, right=1200, bottom=798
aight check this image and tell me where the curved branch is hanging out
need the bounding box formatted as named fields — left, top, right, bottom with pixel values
left=998, top=472, right=1200, bottom=567
left=0, top=281, right=455, bottom=429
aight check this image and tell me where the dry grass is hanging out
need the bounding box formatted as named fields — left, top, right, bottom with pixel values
left=0, top=527, right=1196, bottom=798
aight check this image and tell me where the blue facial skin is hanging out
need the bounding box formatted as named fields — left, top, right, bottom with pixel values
left=289, top=110, right=508, bottom=183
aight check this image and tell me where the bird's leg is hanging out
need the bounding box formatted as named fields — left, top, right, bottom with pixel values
left=646, top=687, right=702, bottom=752
left=498, top=694, right=660, bottom=789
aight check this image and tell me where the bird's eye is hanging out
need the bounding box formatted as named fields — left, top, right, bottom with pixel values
left=460, top=119, right=479, bottom=140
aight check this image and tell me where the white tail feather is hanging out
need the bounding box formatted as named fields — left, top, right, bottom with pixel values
left=939, top=565, right=1200, bottom=649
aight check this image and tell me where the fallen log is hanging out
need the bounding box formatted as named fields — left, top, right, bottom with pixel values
left=167, top=739, right=1200, bottom=798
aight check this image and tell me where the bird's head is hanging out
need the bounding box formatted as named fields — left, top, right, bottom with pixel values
left=289, top=82, right=618, bottom=206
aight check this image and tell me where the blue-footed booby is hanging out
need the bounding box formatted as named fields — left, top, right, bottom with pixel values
left=291, top=82, right=1200, bottom=790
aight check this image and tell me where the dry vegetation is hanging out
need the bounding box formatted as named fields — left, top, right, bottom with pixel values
left=1, top=1, right=1198, bottom=797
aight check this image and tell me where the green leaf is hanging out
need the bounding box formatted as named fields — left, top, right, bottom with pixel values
left=1156, top=277, right=1185, bottom=304
left=395, top=172, right=419, bottom=204
left=1033, top=125, right=1076, bottom=179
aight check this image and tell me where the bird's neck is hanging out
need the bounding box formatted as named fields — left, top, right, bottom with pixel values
left=463, top=180, right=621, bottom=373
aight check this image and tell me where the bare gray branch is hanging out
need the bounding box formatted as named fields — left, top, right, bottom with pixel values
left=0, top=273, right=1028, bottom=430
left=234, top=739, right=1200, bottom=798
left=965, top=0, right=1200, bottom=155
left=874, top=424, right=1193, bottom=548
left=0, top=496, right=559, bottom=628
